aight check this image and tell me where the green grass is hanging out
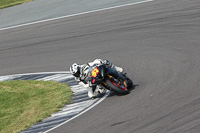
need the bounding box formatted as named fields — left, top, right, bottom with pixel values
left=0, top=0, right=34, bottom=9
left=0, top=80, right=73, bottom=133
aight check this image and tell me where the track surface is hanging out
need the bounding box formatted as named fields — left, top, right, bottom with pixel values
left=0, top=0, right=147, bottom=29
left=1, top=0, right=200, bottom=132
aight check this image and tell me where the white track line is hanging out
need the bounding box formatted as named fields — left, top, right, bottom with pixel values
left=0, top=0, right=154, bottom=31
left=43, top=90, right=110, bottom=133
left=0, top=71, right=70, bottom=77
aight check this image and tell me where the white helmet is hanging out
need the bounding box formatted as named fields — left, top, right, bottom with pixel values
left=70, top=63, right=80, bottom=77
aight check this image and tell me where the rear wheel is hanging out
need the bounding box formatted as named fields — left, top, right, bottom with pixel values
left=106, top=78, right=129, bottom=94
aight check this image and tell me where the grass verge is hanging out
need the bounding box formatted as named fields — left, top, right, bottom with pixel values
left=0, top=80, right=73, bottom=133
left=0, top=0, right=34, bottom=9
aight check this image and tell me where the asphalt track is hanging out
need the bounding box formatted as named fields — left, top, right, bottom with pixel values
left=0, top=0, right=200, bottom=132
left=0, top=0, right=149, bottom=29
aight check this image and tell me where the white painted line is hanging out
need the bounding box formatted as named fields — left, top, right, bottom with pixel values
left=0, top=71, right=70, bottom=78
left=0, top=75, right=22, bottom=81
left=61, top=102, right=91, bottom=112
left=43, top=90, right=110, bottom=133
left=51, top=109, right=81, bottom=117
left=0, top=0, right=154, bottom=31
left=37, top=74, right=69, bottom=81
left=65, top=100, right=93, bottom=108
left=71, top=87, right=87, bottom=94
left=70, top=84, right=82, bottom=88
left=52, top=75, right=74, bottom=82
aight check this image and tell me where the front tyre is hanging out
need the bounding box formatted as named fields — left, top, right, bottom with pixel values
left=125, top=77, right=133, bottom=89
left=106, top=78, right=129, bottom=94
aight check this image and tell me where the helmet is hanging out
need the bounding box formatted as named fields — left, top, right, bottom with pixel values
left=70, top=63, right=80, bottom=77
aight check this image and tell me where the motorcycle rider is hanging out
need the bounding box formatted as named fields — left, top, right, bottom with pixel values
left=70, top=59, right=124, bottom=99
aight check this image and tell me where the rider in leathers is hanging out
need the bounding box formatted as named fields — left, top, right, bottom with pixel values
left=70, top=59, right=124, bottom=99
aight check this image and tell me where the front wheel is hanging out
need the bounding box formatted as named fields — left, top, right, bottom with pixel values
left=125, top=76, right=133, bottom=89
left=106, top=78, right=129, bottom=94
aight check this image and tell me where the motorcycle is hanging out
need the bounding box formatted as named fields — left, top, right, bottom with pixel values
left=89, top=64, right=133, bottom=95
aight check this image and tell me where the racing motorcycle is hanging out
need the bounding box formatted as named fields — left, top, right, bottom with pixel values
left=89, top=64, right=133, bottom=94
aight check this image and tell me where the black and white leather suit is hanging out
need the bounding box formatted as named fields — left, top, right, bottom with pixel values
left=74, top=59, right=123, bottom=98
